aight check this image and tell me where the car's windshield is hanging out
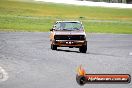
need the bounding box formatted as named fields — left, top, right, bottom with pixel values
left=55, top=22, right=83, bottom=31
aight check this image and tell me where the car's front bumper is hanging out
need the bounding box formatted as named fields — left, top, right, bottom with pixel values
left=52, top=40, right=87, bottom=47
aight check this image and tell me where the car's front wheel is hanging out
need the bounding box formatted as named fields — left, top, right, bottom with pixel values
left=79, top=45, right=87, bottom=53
left=51, top=44, right=57, bottom=50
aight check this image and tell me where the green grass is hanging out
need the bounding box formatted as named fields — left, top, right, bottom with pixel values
left=0, top=0, right=132, bottom=33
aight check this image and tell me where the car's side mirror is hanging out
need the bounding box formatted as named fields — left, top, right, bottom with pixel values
left=50, top=28, right=55, bottom=31
left=50, top=29, right=53, bottom=31
left=50, top=25, right=56, bottom=31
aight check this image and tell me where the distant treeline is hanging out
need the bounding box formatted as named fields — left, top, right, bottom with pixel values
left=79, top=0, right=132, bottom=3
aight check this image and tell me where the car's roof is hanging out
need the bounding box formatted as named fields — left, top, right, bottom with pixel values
left=56, top=21, right=81, bottom=23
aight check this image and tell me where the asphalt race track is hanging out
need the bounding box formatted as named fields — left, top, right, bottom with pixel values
left=0, top=32, right=132, bottom=88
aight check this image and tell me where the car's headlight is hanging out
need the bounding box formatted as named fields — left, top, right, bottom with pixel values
left=54, top=35, right=60, bottom=40
left=80, top=35, right=86, bottom=40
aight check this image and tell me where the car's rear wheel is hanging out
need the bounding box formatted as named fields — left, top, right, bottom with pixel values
left=51, top=44, right=57, bottom=50
left=79, top=45, right=87, bottom=53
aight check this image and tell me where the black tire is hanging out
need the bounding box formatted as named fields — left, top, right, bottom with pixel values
left=79, top=45, right=87, bottom=53
left=51, top=44, right=57, bottom=50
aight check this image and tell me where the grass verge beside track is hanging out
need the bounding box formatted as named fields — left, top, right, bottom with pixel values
left=0, top=0, right=132, bottom=33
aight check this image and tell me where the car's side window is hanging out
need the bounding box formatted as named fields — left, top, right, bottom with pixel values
left=55, top=23, right=61, bottom=30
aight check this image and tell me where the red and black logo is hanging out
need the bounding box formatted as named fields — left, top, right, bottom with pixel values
left=76, top=65, right=131, bottom=85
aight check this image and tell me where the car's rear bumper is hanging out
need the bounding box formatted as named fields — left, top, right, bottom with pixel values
left=52, top=40, right=87, bottom=47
